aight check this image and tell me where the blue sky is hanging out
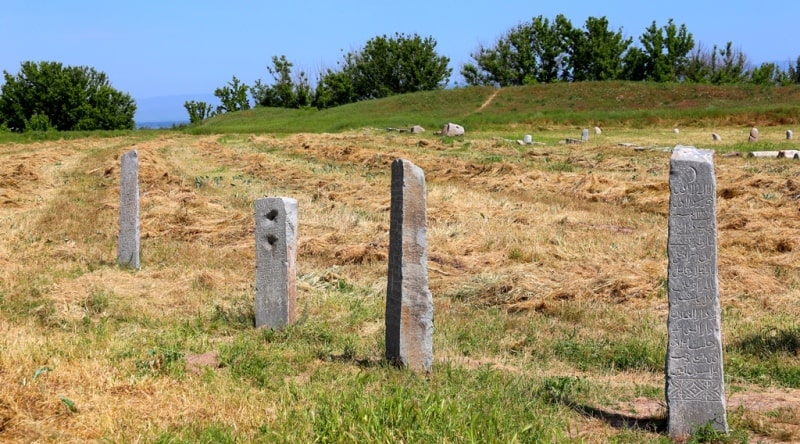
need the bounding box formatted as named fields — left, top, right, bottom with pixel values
left=3, top=1, right=799, bottom=122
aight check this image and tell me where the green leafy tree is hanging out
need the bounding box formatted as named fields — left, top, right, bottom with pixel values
left=461, top=15, right=571, bottom=86
left=250, top=55, right=312, bottom=108
left=709, top=42, right=748, bottom=84
left=785, top=56, right=800, bottom=84
left=625, top=19, right=694, bottom=82
left=0, top=61, right=135, bottom=132
left=564, top=16, right=632, bottom=81
left=183, top=100, right=215, bottom=124
left=214, top=76, right=251, bottom=113
left=748, top=62, right=786, bottom=85
left=315, top=33, right=451, bottom=107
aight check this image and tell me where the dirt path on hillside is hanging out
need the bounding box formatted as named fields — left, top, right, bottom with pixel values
left=476, top=88, right=501, bottom=112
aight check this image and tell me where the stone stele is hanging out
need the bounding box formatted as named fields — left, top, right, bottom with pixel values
left=117, top=150, right=140, bottom=269
left=666, top=145, right=728, bottom=438
left=385, top=159, right=433, bottom=373
left=255, top=197, right=298, bottom=329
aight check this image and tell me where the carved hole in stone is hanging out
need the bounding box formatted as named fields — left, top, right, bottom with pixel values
left=267, top=234, right=278, bottom=245
left=265, top=209, right=279, bottom=221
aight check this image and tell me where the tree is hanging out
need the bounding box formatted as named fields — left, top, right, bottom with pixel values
left=563, top=16, right=632, bottom=81
left=214, top=76, right=251, bottom=113
left=315, top=33, right=451, bottom=107
left=709, top=42, right=748, bottom=84
left=0, top=61, right=135, bottom=132
left=183, top=100, right=215, bottom=124
left=250, top=55, right=312, bottom=108
left=626, top=19, right=694, bottom=82
left=461, top=15, right=571, bottom=86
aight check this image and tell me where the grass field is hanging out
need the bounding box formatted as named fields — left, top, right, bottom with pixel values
left=2, top=83, right=800, bottom=442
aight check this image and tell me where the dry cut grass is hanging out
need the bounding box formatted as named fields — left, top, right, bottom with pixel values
left=1, top=127, right=800, bottom=442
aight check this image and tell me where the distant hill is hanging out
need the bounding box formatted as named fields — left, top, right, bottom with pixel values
left=135, top=93, right=219, bottom=126
left=186, top=82, right=800, bottom=135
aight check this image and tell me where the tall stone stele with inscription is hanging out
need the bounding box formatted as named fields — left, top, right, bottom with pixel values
left=666, top=146, right=728, bottom=438
left=385, top=159, right=433, bottom=373
left=255, top=197, right=298, bottom=329
left=117, top=150, right=140, bottom=269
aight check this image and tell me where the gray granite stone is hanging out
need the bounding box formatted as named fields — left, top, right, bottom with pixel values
left=117, top=150, right=140, bottom=269
left=386, top=159, right=433, bottom=373
left=666, top=145, right=728, bottom=438
left=255, top=197, right=298, bottom=329
left=787, top=130, right=793, bottom=140
left=581, top=128, right=589, bottom=142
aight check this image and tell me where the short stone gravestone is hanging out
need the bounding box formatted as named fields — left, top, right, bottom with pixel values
left=411, top=125, right=426, bottom=134
left=666, top=145, right=728, bottom=438
left=117, top=150, right=140, bottom=269
left=594, top=126, right=602, bottom=135
left=255, top=197, right=298, bottom=329
left=711, top=133, right=722, bottom=141
left=787, top=130, right=793, bottom=140
left=581, top=128, right=589, bottom=142
left=749, top=127, right=759, bottom=142
left=441, top=123, right=464, bottom=137
left=386, top=159, right=433, bottom=373
left=674, top=128, right=680, bottom=134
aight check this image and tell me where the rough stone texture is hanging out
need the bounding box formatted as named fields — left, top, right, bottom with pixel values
left=787, top=130, right=793, bottom=140
left=711, top=133, right=722, bottom=141
left=749, top=127, right=759, bottom=142
left=255, top=197, right=298, bottom=329
left=386, top=159, right=433, bottom=373
left=581, top=128, right=589, bottom=142
left=441, top=122, right=464, bottom=136
left=117, top=150, right=140, bottom=269
left=666, top=146, right=728, bottom=438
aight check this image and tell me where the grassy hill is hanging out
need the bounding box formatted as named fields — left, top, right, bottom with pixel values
left=187, top=82, right=800, bottom=134
left=2, top=82, right=800, bottom=441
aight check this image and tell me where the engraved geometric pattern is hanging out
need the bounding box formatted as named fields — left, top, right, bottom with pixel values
left=668, top=378, right=723, bottom=401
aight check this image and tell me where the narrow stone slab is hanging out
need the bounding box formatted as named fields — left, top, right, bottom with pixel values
left=255, top=197, right=298, bottom=329
left=117, top=150, right=140, bottom=269
left=666, top=146, right=728, bottom=438
left=386, top=159, right=433, bottom=373
left=581, top=128, right=589, bottom=142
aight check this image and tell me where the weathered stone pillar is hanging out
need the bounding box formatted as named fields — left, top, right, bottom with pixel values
left=386, top=159, right=433, bottom=372
left=666, top=145, right=728, bottom=438
left=117, top=150, right=140, bottom=269
left=255, top=197, right=298, bottom=329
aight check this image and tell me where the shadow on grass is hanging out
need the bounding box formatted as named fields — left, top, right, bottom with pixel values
left=538, top=376, right=666, bottom=433
left=566, top=403, right=666, bottom=433
left=731, top=327, right=800, bottom=358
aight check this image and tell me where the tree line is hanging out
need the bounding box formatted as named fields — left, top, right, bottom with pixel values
left=3, top=15, right=800, bottom=131
left=188, top=16, right=800, bottom=123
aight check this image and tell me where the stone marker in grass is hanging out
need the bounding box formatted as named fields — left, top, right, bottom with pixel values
left=581, top=128, right=589, bottom=142
left=255, top=197, right=298, bottom=329
left=117, top=150, right=140, bottom=269
left=666, top=145, right=728, bottom=438
left=386, top=159, right=433, bottom=373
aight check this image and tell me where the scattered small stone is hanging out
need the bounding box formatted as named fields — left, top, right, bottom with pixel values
left=185, top=351, right=220, bottom=374
left=749, top=127, right=759, bottom=142
left=747, top=151, right=780, bottom=158
left=441, top=122, right=464, bottom=137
